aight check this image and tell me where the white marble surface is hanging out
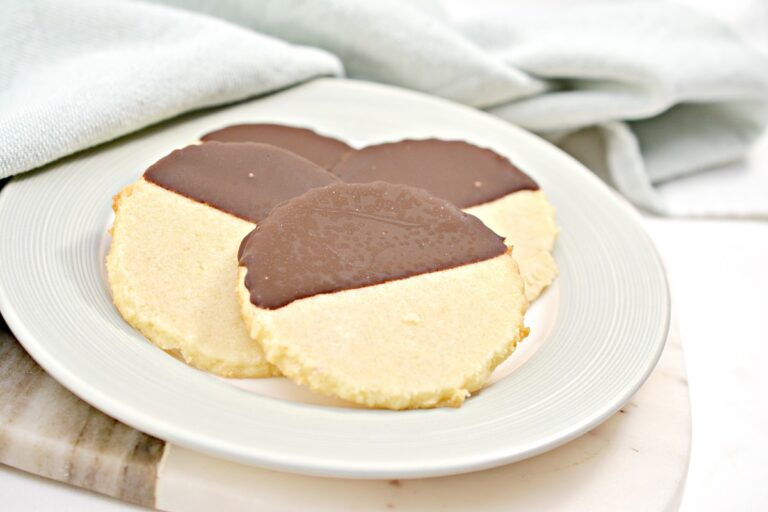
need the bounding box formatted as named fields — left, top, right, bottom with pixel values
left=0, top=259, right=692, bottom=512
left=0, top=298, right=692, bottom=512
left=0, top=187, right=693, bottom=512
left=0, top=464, right=144, bottom=512
left=645, top=219, right=768, bottom=512
left=0, top=320, right=165, bottom=508
left=155, top=319, right=689, bottom=512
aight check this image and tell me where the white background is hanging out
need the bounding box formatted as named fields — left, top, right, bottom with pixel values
left=1, top=0, right=767, bottom=510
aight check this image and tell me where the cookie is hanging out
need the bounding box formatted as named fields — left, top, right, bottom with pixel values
left=236, top=182, right=529, bottom=409
left=107, top=142, right=339, bottom=377
left=332, top=139, right=559, bottom=301
left=201, top=123, right=352, bottom=170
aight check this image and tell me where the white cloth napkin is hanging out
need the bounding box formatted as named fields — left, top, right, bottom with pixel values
left=2, top=0, right=767, bottom=213
left=0, top=0, right=341, bottom=179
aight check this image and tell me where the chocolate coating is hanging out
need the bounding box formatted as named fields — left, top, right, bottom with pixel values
left=239, top=182, right=507, bottom=309
left=332, top=139, right=538, bottom=208
left=144, top=142, right=339, bottom=223
left=201, top=124, right=353, bottom=170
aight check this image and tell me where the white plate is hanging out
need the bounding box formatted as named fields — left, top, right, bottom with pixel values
left=0, top=79, right=668, bottom=479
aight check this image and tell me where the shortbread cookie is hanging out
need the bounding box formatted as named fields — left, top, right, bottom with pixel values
left=202, top=123, right=352, bottom=169
left=237, top=182, right=529, bottom=409
left=332, top=139, right=558, bottom=301
left=107, top=142, right=339, bottom=377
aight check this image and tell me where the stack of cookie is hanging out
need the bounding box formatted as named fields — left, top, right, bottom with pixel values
left=107, top=124, right=558, bottom=409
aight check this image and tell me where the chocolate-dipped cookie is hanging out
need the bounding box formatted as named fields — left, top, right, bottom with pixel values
left=107, top=142, right=339, bottom=377
left=201, top=123, right=352, bottom=170
left=332, top=139, right=559, bottom=301
left=236, top=182, right=529, bottom=409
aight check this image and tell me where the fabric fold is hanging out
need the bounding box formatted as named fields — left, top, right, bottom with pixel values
left=0, top=0, right=342, bottom=178
left=2, top=0, right=767, bottom=213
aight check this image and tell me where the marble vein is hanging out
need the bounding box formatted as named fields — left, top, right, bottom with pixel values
left=0, top=317, right=165, bottom=507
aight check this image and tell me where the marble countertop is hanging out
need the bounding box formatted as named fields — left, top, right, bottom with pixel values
left=0, top=303, right=691, bottom=512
